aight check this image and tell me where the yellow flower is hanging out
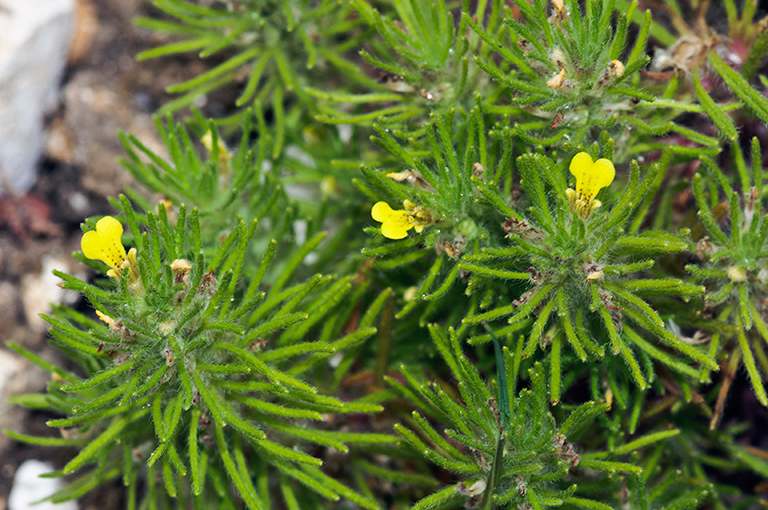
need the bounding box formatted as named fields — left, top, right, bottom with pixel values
left=566, top=152, right=615, bottom=219
left=81, top=216, right=141, bottom=284
left=81, top=216, right=126, bottom=271
left=372, top=200, right=431, bottom=240
left=372, top=201, right=415, bottom=239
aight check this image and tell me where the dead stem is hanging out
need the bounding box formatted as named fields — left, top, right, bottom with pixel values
left=710, top=347, right=742, bottom=430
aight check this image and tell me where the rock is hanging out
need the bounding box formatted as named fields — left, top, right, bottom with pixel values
left=68, top=0, right=97, bottom=65
left=20, top=256, right=78, bottom=336
left=0, top=349, right=26, bottom=452
left=0, top=349, right=23, bottom=409
left=45, top=118, right=76, bottom=166
left=8, top=460, right=78, bottom=510
left=0, top=0, right=75, bottom=194
left=62, top=72, right=162, bottom=198
left=0, top=281, right=20, bottom=339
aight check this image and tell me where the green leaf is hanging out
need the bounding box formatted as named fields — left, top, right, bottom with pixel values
left=709, top=51, right=768, bottom=124
left=737, top=322, right=768, bottom=405
left=565, top=497, right=615, bottom=510
left=457, top=262, right=531, bottom=281
left=4, top=429, right=88, bottom=447
left=411, top=484, right=463, bottom=510
left=693, top=69, right=738, bottom=141
left=464, top=283, right=556, bottom=325
left=63, top=410, right=146, bottom=474
left=558, top=401, right=611, bottom=438
left=214, top=420, right=266, bottom=510
left=578, top=458, right=642, bottom=473
left=256, top=438, right=322, bottom=466
left=612, top=429, right=680, bottom=455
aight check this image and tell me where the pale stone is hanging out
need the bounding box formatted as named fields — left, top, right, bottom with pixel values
left=62, top=72, right=161, bottom=198
left=8, top=460, right=78, bottom=510
left=0, top=348, right=29, bottom=453
left=20, top=256, right=76, bottom=334
left=0, top=0, right=75, bottom=193
left=0, top=348, right=23, bottom=407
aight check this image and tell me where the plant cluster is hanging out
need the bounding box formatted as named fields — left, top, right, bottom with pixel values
left=7, top=0, right=768, bottom=509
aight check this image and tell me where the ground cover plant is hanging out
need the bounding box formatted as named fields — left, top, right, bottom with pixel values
left=6, top=0, right=768, bottom=508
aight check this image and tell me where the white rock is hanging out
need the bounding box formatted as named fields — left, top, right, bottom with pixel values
left=0, top=0, right=74, bottom=194
left=8, top=460, right=78, bottom=510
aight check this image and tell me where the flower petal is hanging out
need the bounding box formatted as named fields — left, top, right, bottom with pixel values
left=380, top=217, right=411, bottom=239
left=81, top=230, right=105, bottom=260
left=96, top=216, right=124, bottom=240
left=372, top=201, right=394, bottom=222
left=81, top=216, right=127, bottom=268
left=590, top=158, right=615, bottom=190
left=372, top=201, right=417, bottom=239
left=569, top=152, right=594, bottom=181
left=569, top=152, right=615, bottom=202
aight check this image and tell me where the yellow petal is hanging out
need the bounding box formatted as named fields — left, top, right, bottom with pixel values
left=96, top=216, right=124, bottom=240
left=569, top=152, right=615, bottom=202
left=590, top=159, right=615, bottom=189
left=81, top=230, right=105, bottom=260
left=81, top=216, right=126, bottom=268
left=568, top=152, right=596, bottom=184
left=372, top=201, right=395, bottom=222
left=381, top=218, right=411, bottom=239
left=372, top=201, right=417, bottom=239
left=380, top=209, right=412, bottom=239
